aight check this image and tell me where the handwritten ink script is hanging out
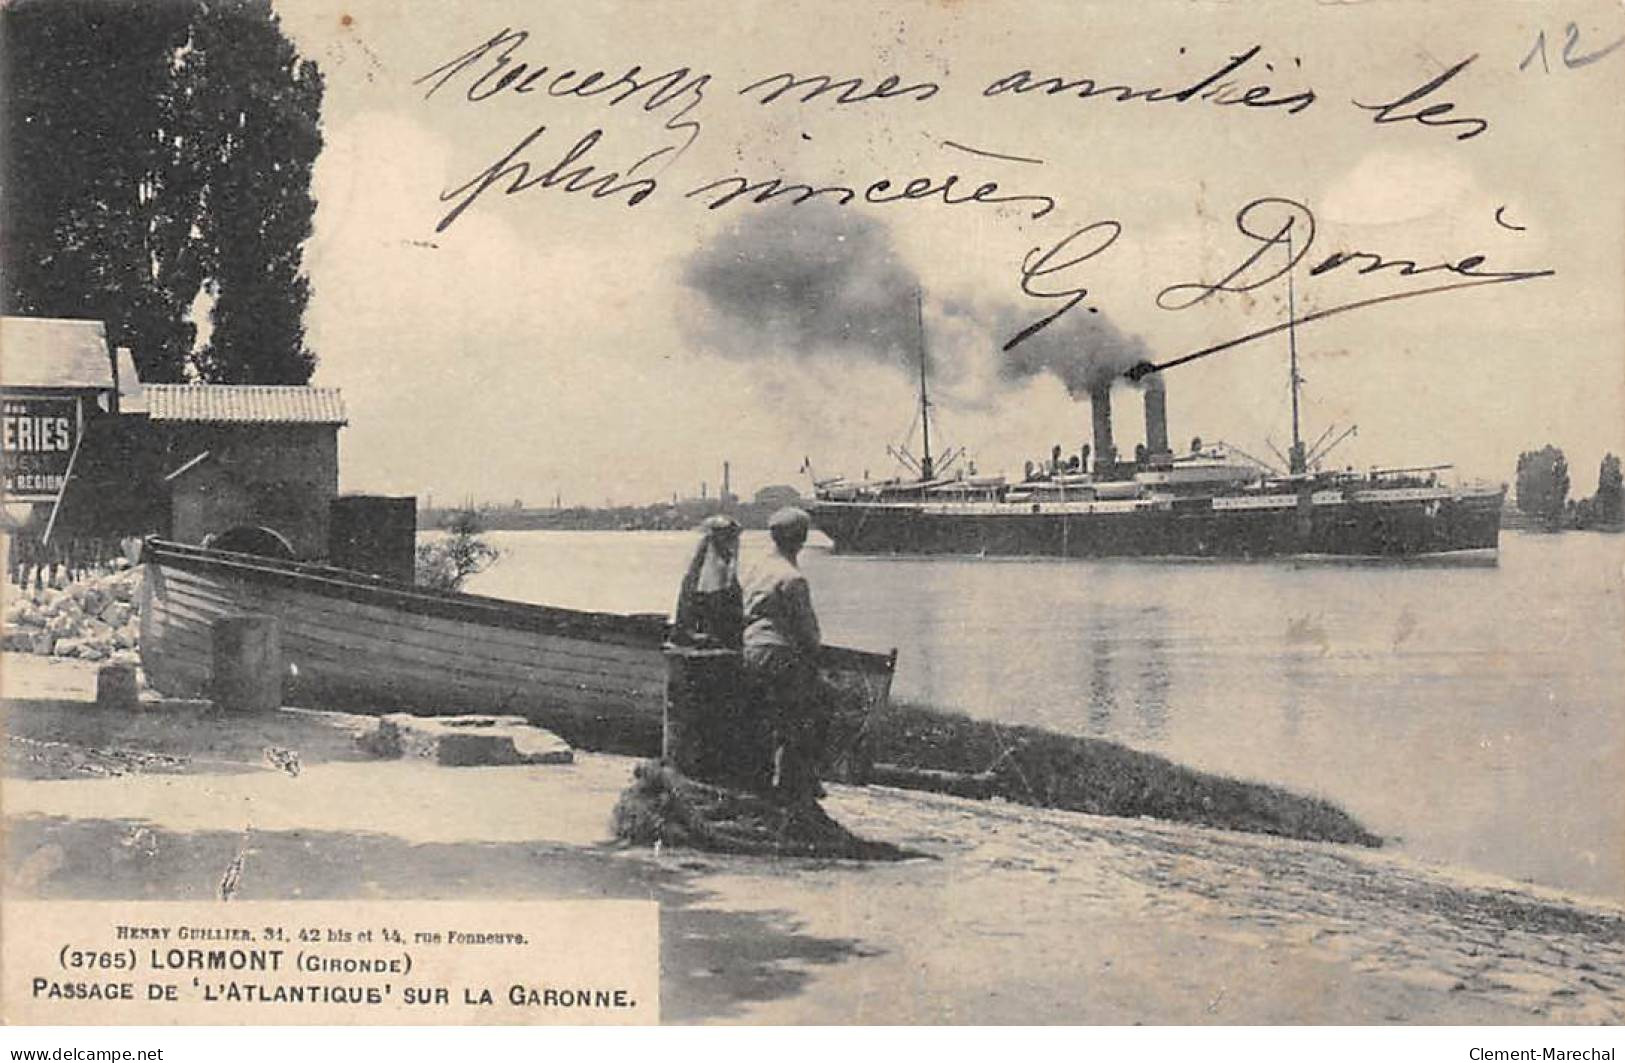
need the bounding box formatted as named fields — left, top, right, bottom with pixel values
left=1520, top=21, right=1625, bottom=72
left=412, top=25, right=1585, bottom=373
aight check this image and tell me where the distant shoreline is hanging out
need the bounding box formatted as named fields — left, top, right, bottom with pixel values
left=420, top=500, right=792, bottom=533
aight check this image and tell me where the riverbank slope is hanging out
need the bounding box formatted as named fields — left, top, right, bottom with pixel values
left=4, top=655, right=1622, bottom=1024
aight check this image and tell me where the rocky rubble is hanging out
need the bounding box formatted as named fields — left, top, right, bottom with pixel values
left=3, top=563, right=143, bottom=667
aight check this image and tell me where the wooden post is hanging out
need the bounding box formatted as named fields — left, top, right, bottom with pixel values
left=95, top=662, right=139, bottom=711
left=210, top=615, right=282, bottom=713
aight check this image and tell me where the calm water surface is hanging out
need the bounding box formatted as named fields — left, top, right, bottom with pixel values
left=460, top=528, right=1625, bottom=900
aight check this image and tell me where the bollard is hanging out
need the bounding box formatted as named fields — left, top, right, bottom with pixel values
left=95, top=662, right=139, bottom=711
left=663, top=645, right=758, bottom=787
left=209, top=614, right=282, bottom=713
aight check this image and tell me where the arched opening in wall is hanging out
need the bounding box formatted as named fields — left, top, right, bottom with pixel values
left=204, top=525, right=296, bottom=560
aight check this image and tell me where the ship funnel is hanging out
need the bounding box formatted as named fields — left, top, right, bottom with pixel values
left=1089, top=382, right=1116, bottom=475
left=1143, top=372, right=1170, bottom=461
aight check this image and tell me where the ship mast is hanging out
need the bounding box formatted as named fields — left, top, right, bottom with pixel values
left=916, top=288, right=934, bottom=482
left=1286, top=226, right=1307, bottom=475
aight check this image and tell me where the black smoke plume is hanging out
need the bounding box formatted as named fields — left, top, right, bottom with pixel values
left=681, top=203, right=922, bottom=370
left=682, top=203, right=1154, bottom=400
left=975, top=300, right=1155, bottom=397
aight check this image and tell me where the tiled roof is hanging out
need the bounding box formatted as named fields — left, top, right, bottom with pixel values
left=0, top=316, right=114, bottom=389
left=144, top=384, right=348, bottom=425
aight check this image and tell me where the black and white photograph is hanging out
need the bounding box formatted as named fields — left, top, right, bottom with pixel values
left=2, top=0, right=1623, bottom=1037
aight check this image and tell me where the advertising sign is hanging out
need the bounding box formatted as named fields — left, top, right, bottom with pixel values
left=2, top=394, right=83, bottom=501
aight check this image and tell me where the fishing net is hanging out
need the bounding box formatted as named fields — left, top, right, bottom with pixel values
left=611, top=761, right=909, bottom=861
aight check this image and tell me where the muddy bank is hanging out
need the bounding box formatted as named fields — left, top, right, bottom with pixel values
left=2, top=658, right=376, bottom=782
left=867, top=701, right=1381, bottom=846
left=5, top=655, right=1624, bottom=1023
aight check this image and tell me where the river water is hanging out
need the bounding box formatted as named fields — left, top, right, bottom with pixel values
left=459, top=528, right=1624, bottom=901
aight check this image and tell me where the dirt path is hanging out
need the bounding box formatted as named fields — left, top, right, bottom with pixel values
left=5, top=654, right=1622, bottom=1024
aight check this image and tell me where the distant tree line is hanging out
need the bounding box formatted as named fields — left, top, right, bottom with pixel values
left=1, top=0, right=323, bottom=384
left=422, top=494, right=805, bottom=533
left=1516, top=447, right=1623, bottom=530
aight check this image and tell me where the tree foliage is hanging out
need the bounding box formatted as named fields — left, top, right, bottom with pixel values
left=415, top=509, right=500, bottom=592
left=1515, top=446, right=1569, bottom=528
left=1, top=0, right=323, bottom=384
left=1596, top=453, right=1623, bottom=526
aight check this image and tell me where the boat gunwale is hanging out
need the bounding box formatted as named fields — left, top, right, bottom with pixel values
left=143, top=537, right=668, bottom=645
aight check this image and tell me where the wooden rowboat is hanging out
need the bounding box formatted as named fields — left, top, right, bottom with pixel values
left=138, top=538, right=897, bottom=758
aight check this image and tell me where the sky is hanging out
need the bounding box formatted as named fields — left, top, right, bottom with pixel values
left=274, top=0, right=1624, bottom=506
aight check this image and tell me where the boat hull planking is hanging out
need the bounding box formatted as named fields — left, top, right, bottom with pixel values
left=140, top=540, right=896, bottom=756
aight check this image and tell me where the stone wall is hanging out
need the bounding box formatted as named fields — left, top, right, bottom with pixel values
left=166, top=424, right=339, bottom=559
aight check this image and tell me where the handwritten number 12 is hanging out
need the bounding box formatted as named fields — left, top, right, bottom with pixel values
left=1519, top=23, right=1625, bottom=73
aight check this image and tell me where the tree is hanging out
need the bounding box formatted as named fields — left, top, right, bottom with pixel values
left=2, top=1, right=201, bottom=381
left=1, top=0, right=322, bottom=384
left=1515, top=446, right=1570, bottom=528
left=415, top=509, right=500, bottom=591
left=1595, top=453, right=1623, bottom=526
left=185, top=0, right=323, bottom=383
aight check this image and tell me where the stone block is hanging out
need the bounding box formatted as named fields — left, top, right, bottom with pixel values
left=46, top=612, right=80, bottom=636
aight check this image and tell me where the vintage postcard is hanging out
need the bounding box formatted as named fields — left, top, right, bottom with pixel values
left=2, top=0, right=1623, bottom=1030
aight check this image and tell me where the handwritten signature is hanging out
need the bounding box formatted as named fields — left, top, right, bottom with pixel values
left=1010, top=196, right=1553, bottom=377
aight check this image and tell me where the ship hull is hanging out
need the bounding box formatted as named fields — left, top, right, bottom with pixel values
left=811, top=490, right=1503, bottom=559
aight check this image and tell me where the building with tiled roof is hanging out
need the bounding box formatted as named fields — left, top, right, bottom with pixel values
left=144, top=384, right=347, bottom=425
left=2, top=315, right=346, bottom=560
left=147, top=385, right=346, bottom=559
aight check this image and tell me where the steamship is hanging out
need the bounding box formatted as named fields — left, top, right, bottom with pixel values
left=808, top=293, right=1505, bottom=561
